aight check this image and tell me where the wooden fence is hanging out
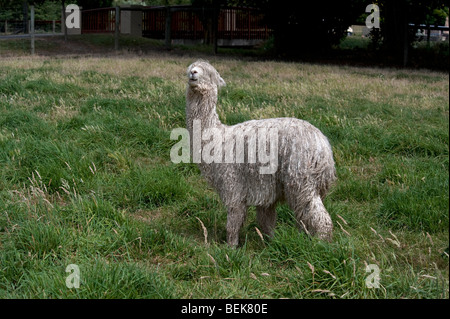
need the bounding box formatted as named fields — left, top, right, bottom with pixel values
left=81, top=5, right=272, bottom=45
left=142, top=7, right=165, bottom=39
left=218, top=8, right=270, bottom=41
left=82, top=7, right=116, bottom=33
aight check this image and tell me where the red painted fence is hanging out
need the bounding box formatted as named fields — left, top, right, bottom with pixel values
left=142, top=7, right=165, bottom=39
left=219, top=8, right=270, bottom=41
left=82, top=6, right=272, bottom=43
left=82, top=7, right=116, bottom=33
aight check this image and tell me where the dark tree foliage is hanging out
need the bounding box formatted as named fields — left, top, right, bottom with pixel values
left=380, top=0, right=449, bottom=65
left=228, top=0, right=448, bottom=62
left=75, top=0, right=113, bottom=9
left=267, top=0, right=366, bottom=55
left=223, top=0, right=366, bottom=55
left=73, top=0, right=112, bottom=9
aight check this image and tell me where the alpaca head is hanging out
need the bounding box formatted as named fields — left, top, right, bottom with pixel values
left=187, top=60, right=226, bottom=91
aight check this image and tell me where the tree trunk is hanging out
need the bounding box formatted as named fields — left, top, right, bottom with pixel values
left=22, top=0, right=28, bottom=34
left=62, top=0, right=67, bottom=42
left=384, top=0, right=409, bottom=66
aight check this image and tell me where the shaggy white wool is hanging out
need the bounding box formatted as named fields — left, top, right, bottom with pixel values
left=185, top=60, right=337, bottom=247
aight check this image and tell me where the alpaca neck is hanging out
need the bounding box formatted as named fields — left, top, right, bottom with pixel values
left=186, top=87, right=224, bottom=135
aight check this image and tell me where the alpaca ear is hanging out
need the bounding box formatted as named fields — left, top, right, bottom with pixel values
left=218, top=76, right=226, bottom=87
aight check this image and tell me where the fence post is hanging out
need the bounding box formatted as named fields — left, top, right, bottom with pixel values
left=115, top=6, right=120, bottom=51
left=165, top=6, right=172, bottom=49
left=30, top=5, right=35, bottom=55
left=4, top=20, right=7, bottom=34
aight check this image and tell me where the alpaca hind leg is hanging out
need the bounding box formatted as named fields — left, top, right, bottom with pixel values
left=256, top=204, right=277, bottom=239
left=226, top=205, right=247, bottom=247
left=293, top=195, right=333, bottom=241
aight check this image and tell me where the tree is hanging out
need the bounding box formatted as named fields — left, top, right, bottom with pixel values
left=269, top=0, right=366, bottom=55
left=0, top=0, right=21, bottom=20
left=34, top=1, right=62, bottom=20
left=75, top=0, right=113, bottom=9
left=230, top=0, right=448, bottom=64
left=379, top=0, right=449, bottom=66
left=23, top=1, right=28, bottom=33
left=0, top=0, right=58, bottom=33
left=227, top=0, right=365, bottom=56
left=191, top=0, right=226, bottom=47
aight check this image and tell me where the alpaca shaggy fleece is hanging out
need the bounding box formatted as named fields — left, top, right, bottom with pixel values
left=185, top=60, right=337, bottom=247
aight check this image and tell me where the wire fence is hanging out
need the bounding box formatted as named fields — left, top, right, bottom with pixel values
left=0, top=20, right=62, bottom=35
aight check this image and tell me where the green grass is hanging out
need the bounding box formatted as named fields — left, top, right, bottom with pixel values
left=339, top=36, right=371, bottom=50
left=0, top=55, right=448, bottom=299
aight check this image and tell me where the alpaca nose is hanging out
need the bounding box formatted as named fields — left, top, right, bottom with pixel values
left=190, top=70, right=199, bottom=80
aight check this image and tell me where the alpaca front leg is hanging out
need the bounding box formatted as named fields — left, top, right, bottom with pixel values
left=226, top=206, right=247, bottom=247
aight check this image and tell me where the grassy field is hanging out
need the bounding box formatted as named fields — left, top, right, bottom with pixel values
left=0, top=52, right=448, bottom=299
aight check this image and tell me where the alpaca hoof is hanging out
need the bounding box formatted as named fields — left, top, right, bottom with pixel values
left=318, top=231, right=333, bottom=242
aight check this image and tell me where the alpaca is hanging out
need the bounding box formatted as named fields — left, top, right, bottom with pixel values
left=185, top=60, right=337, bottom=247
